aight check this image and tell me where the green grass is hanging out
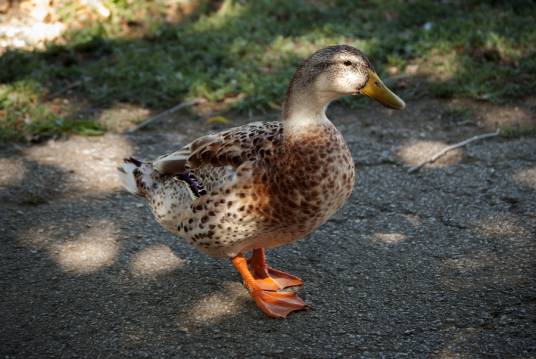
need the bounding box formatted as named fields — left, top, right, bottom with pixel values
left=499, top=125, right=536, bottom=139
left=441, top=106, right=474, bottom=122
left=0, top=80, right=105, bottom=141
left=1, top=0, right=536, bottom=141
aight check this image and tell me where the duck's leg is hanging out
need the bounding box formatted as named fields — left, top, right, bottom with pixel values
left=231, top=254, right=305, bottom=318
left=247, top=248, right=303, bottom=291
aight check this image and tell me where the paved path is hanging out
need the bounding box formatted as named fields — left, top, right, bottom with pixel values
left=1, top=100, right=535, bottom=357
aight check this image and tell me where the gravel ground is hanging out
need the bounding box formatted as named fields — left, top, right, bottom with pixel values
left=1, top=99, right=535, bottom=358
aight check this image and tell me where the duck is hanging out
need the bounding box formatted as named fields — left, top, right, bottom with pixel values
left=118, top=45, right=405, bottom=318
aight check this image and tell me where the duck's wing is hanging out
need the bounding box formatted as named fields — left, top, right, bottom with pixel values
left=153, top=121, right=283, bottom=175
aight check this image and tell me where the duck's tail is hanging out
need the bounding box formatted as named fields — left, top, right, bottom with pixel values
left=117, top=157, right=197, bottom=233
left=117, top=157, right=154, bottom=196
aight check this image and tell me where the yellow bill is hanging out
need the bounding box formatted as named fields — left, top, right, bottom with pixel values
left=359, top=69, right=406, bottom=110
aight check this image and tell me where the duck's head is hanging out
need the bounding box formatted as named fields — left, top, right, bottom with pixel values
left=284, top=45, right=405, bottom=120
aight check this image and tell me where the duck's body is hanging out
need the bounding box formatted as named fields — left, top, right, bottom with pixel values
left=119, top=45, right=404, bottom=318
left=124, top=120, right=354, bottom=258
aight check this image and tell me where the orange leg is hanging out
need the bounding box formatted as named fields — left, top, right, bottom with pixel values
left=247, top=248, right=303, bottom=291
left=231, top=254, right=305, bottom=318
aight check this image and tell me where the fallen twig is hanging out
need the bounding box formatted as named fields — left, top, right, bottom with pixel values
left=407, top=129, right=501, bottom=174
left=127, top=98, right=206, bottom=133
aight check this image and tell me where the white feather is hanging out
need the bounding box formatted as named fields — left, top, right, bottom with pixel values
left=118, top=161, right=139, bottom=194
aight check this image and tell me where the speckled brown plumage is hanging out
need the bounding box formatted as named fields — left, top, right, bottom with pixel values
left=150, top=120, right=354, bottom=257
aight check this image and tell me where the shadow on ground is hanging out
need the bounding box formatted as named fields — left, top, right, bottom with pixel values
left=1, top=95, right=535, bottom=357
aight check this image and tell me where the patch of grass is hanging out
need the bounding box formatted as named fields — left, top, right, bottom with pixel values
left=1, top=0, right=536, bottom=141
left=499, top=125, right=536, bottom=139
left=0, top=80, right=105, bottom=141
left=442, top=106, right=474, bottom=122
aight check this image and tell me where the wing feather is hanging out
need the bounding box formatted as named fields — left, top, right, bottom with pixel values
left=153, top=121, right=282, bottom=175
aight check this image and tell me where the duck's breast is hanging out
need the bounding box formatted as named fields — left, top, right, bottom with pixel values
left=252, top=123, right=356, bottom=243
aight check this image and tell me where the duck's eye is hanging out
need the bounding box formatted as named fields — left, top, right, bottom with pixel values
left=344, top=61, right=352, bottom=66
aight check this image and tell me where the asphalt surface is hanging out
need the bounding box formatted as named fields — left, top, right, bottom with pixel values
left=1, top=99, right=535, bottom=358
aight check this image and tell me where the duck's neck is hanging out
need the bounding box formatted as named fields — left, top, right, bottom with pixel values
left=282, top=78, right=338, bottom=134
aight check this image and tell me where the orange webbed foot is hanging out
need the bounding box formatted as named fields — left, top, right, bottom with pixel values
left=248, top=249, right=303, bottom=291
left=232, top=253, right=305, bottom=319
left=252, top=289, right=305, bottom=319
left=264, top=267, right=303, bottom=289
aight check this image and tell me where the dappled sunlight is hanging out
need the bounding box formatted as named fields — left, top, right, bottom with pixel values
left=373, top=232, right=407, bottom=244
left=0, top=21, right=65, bottom=50
left=130, top=244, right=186, bottom=277
left=477, top=101, right=535, bottom=131
left=433, top=329, right=480, bottom=359
left=1, top=2, right=534, bottom=356
left=439, top=248, right=531, bottom=291
left=473, top=214, right=528, bottom=239
left=190, top=0, right=247, bottom=33
left=263, top=35, right=369, bottom=64
left=50, top=223, right=119, bottom=274
left=443, top=253, right=500, bottom=273
left=0, top=0, right=65, bottom=52
left=419, top=49, right=462, bottom=82
left=397, top=140, right=463, bottom=168
left=97, top=103, right=151, bottom=133
left=0, top=0, right=201, bottom=53
left=440, top=251, right=506, bottom=291
left=0, top=158, right=26, bottom=187
left=182, top=282, right=248, bottom=326
left=22, top=133, right=133, bottom=194
left=441, top=213, right=528, bottom=265
left=513, top=167, right=536, bottom=190
left=441, top=213, right=532, bottom=290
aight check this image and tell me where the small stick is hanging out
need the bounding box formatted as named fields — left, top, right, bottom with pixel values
left=127, top=98, right=206, bottom=133
left=407, top=129, right=501, bottom=173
